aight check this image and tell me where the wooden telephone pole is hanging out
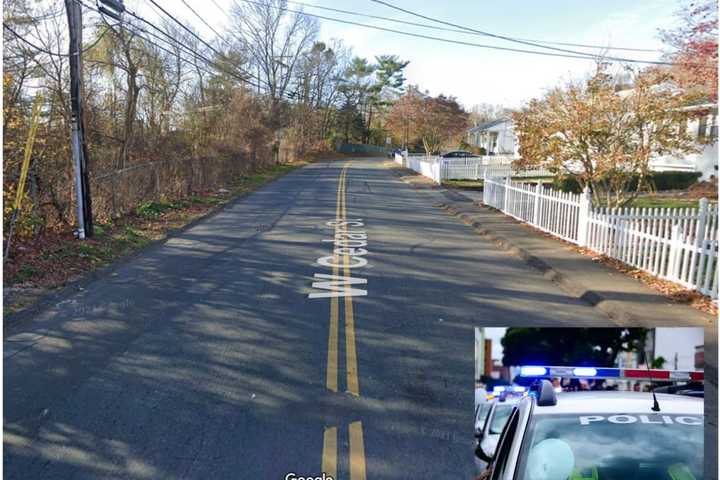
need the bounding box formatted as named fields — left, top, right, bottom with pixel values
left=64, top=0, right=93, bottom=238
left=63, top=0, right=124, bottom=238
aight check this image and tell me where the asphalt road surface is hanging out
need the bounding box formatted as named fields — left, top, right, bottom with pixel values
left=2, top=158, right=706, bottom=479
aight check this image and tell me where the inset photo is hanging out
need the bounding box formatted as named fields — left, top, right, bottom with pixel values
left=474, top=327, right=704, bottom=480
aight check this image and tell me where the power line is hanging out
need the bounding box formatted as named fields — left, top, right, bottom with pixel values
left=76, top=0, right=272, bottom=93
left=179, top=0, right=231, bottom=48
left=137, top=0, right=266, bottom=86
left=279, top=0, right=662, bottom=53
left=4, top=24, right=69, bottom=57
left=145, top=0, right=225, bottom=60
left=234, top=0, right=668, bottom=65
left=370, top=0, right=676, bottom=66
left=81, top=0, right=300, bottom=98
left=3, top=22, right=111, bottom=57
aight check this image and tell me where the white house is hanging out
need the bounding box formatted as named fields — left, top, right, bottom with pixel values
left=649, top=328, right=704, bottom=371
left=467, top=118, right=519, bottom=156
left=649, top=103, right=718, bottom=180
left=466, top=107, right=718, bottom=179
left=614, top=327, right=703, bottom=371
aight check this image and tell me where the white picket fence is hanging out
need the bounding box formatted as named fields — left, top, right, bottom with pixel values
left=483, top=175, right=718, bottom=299
left=440, top=155, right=554, bottom=180
left=395, top=152, right=442, bottom=183
left=395, top=152, right=552, bottom=182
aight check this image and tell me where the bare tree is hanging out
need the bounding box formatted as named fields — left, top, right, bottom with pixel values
left=230, top=0, right=318, bottom=122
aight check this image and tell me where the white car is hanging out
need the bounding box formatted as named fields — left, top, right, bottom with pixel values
left=475, top=390, right=525, bottom=472
left=478, top=366, right=704, bottom=480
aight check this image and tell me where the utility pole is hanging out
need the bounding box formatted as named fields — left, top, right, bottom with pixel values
left=64, top=0, right=123, bottom=238
left=65, top=0, right=93, bottom=238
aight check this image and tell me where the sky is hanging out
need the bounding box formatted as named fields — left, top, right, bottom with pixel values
left=132, top=0, right=683, bottom=109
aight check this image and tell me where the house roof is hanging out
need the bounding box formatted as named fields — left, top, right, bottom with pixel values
left=468, top=118, right=511, bottom=133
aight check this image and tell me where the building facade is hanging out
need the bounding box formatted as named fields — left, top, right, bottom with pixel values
left=466, top=118, right=519, bottom=156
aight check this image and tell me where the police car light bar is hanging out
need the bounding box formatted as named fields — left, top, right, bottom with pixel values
left=519, top=365, right=703, bottom=382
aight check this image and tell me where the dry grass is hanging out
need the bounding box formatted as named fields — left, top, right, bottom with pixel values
left=4, top=161, right=307, bottom=314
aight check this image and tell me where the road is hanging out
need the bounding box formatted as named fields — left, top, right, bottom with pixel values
left=1, top=157, right=685, bottom=479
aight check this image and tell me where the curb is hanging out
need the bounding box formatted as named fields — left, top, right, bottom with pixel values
left=389, top=165, right=711, bottom=325
left=439, top=201, right=642, bottom=324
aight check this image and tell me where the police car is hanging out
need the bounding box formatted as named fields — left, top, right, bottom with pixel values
left=475, top=387, right=527, bottom=471
left=476, top=366, right=704, bottom=480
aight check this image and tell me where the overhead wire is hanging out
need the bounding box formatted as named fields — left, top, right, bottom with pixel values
left=137, top=0, right=268, bottom=88
left=179, top=0, right=232, bottom=48
left=74, top=0, right=281, bottom=95
left=233, top=0, right=658, bottom=64
left=4, top=21, right=111, bottom=57
left=369, top=0, right=680, bottom=66
left=278, top=0, right=662, bottom=53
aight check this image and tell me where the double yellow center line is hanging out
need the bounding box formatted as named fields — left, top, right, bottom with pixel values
left=322, top=165, right=366, bottom=480
left=326, top=166, right=360, bottom=396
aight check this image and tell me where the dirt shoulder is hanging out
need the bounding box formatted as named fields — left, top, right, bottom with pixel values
left=4, top=161, right=310, bottom=317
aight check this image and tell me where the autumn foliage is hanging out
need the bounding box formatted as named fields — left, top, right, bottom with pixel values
left=386, top=87, right=469, bottom=154
left=661, top=0, right=718, bottom=101
left=513, top=67, right=703, bottom=207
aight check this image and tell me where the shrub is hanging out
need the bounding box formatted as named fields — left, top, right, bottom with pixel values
left=554, top=171, right=703, bottom=194
left=647, top=171, right=702, bottom=191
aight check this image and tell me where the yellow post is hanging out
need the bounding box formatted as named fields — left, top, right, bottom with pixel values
left=14, top=92, right=44, bottom=211
left=5, top=92, right=43, bottom=260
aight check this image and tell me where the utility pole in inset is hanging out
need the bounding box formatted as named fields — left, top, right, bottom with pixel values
left=65, top=0, right=93, bottom=238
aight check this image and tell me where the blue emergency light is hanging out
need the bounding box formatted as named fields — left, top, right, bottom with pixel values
left=520, top=366, right=547, bottom=377
left=519, top=365, right=703, bottom=381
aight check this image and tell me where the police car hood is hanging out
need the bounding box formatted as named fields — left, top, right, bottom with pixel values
left=538, top=391, right=703, bottom=415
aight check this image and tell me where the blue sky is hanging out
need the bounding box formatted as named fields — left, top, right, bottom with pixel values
left=136, top=0, right=683, bottom=108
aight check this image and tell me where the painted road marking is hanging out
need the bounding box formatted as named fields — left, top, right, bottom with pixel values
left=321, top=422, right=366, bottom=480
left=309, top=167, right=368, bottom=299
left=349, top=422, right=367, bottom=480
left=309, top=274, right=367, bottom=299
left=317, top=166, right=368, bottom=478
left=325, top=168, right=344, bottom=392
left=322, top=426, right=338, bottom=478
left=341, top=173, right=360, bottom=397
left=314, top=166, right=365, bottom=395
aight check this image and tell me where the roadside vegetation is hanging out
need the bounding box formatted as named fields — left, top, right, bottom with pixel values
left=4, top=162, right=303, bottom=314
left=3, top=0, right=421, bottom=309
left=3, top=0, right=412, bottom=248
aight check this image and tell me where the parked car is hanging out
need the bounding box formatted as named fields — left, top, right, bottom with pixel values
left=475, top=394, right=523, bottom=472
left=441, top=150, right=479, bottom=158
left=386, top=148, right=402, bottom=158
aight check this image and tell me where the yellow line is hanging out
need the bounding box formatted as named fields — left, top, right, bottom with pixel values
left=349, top=421, right=367, bottom=480
left=340, top=165, right=360, bottom=396
left=326, top=168, right=344, bottom=392
left=322, top=426, right=338, bottom=478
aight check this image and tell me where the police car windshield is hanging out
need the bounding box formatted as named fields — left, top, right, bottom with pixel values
left=516, top=413, right=703, bottom=480
left=489, top=404, right=514, bottom=434
left=476, top=402, right=492, bottom=425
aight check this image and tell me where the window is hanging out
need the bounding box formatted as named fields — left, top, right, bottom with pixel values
left=710, top=114, right=718, bottom=139
left=698, top=115, right=708, bottom=139
left=489, top=404, right=514, bottom=434
left=515, top=413, right=703, bottom=480
left=491, top=409, right=520, bottom=480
